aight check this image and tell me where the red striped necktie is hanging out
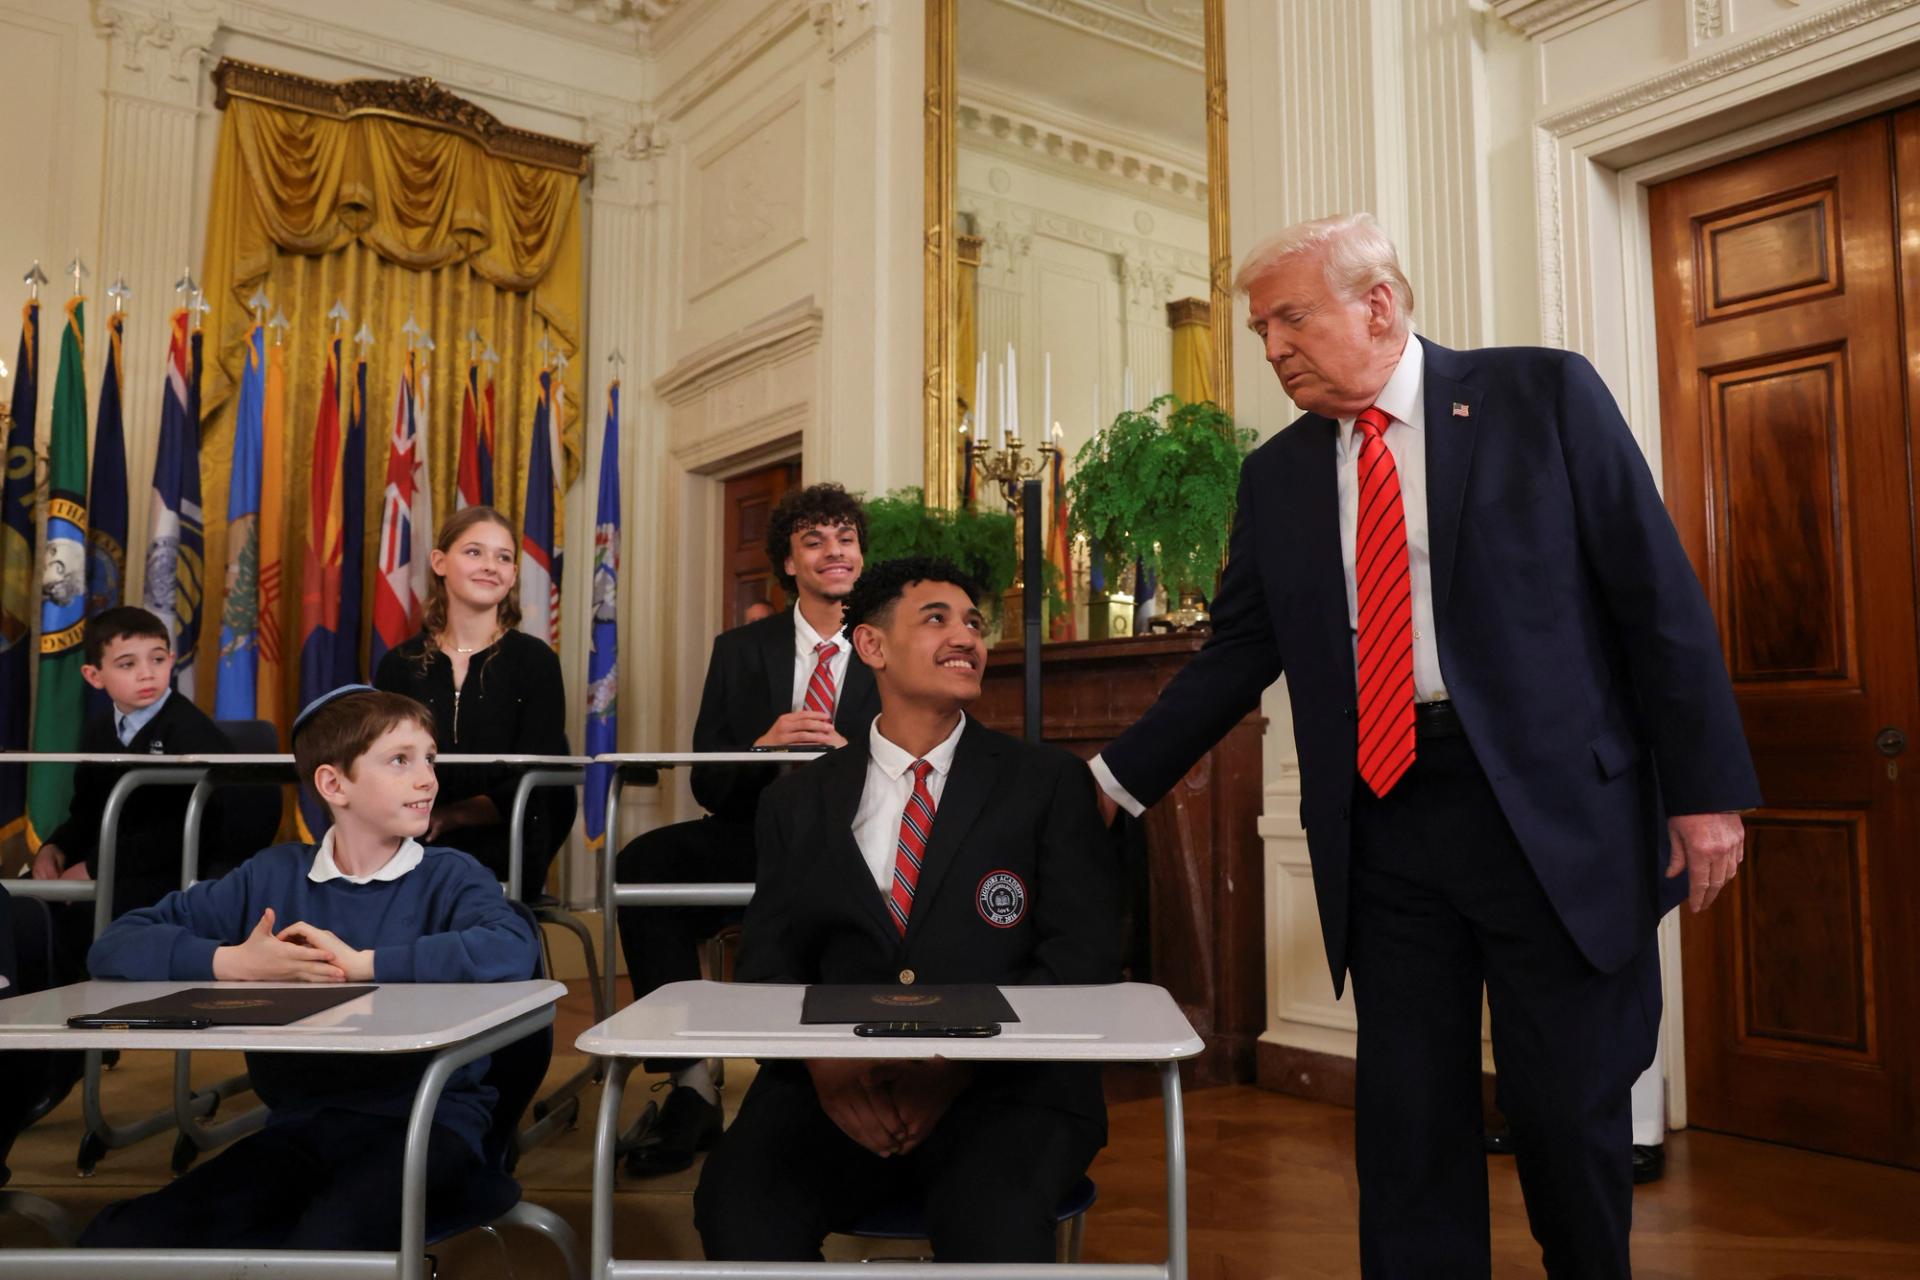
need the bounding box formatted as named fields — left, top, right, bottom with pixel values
left=887, top=760, right=936, bottom=935
left=804, top=639, right=839, bottom=718
left=1354, top=406, right=1415, bottom=797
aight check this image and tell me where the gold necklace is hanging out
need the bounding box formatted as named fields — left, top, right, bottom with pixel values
left=448, top=629, right=500, bottom=655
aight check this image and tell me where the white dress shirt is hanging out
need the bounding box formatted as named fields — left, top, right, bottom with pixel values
left=115, top=688, right=171, bottom=747
left=1090, top=335, right=1449, bottom=819
left=850, top=713, right=966, bottom=894
left=1337, top=335, right=1448, bottom=707
left=307, top=829, right=425, bottom=885
left=790, top=609, right=853, bottom=715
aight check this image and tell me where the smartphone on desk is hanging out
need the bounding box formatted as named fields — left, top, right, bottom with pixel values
left=853, top=1021, right=1001, bottom=1038
left=67, top=1014, right=212, bottom=1030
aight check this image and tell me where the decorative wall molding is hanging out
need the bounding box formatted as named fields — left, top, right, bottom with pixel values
left=684, top=87, right=808, bottom=299
left=212, top=57, right=597, bottom=174
left=95, top=0, right=221, bottom=107
left=1489, top=0, right=1615, bottom=37
left=1001, top=0, right=1204, bottom=69
left=655, top=297, right=824, bottom=405
left=429, top=0, right=691, bottom=52
left=215, top=0, right=646, bottom=136
left=657, top=0, right=811, bottom=121
left=1536, top=0, right=1914, bottom=136
left=957, top=84, right=1208, bottom=211
left=1694, top=0, right=1726, bottom=43
left=810, top=0, right=881, bottom=63
left=959, top=194, right=1209, bottom=282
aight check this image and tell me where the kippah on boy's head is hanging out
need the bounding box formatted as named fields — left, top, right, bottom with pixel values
left=291, top=687, right=438, bottom=808
left=842, top=556, right=986, bottom=707
left=83, top=605, right=170, bottom=667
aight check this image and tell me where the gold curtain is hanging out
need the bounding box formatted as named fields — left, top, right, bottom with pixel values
left=195, top=94, right=585, bottom=714
left=1168, top=297, right=1215, bottom=405
left=955, top=234, right=982, bottom=428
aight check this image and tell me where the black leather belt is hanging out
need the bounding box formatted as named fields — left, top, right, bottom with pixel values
left=1414, top=700, right=1464, bottom=740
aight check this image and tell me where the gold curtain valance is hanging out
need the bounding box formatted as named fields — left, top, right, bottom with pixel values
left=200, top=60, right=587, bottom=448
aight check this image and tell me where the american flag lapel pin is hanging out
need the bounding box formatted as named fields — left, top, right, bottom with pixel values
left=1452, top=402, right=1471, bottom=417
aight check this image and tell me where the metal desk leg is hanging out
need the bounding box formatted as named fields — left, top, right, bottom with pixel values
left=592, top=1057, right=635, bottom=1280
left=601, top=771, right=624, bottom=1021
left=1161, top=1061, right=1187, bottom=1280
left=77, top=768, right=210, bottom=1175
left=170, top=777, right=261, bottom=1172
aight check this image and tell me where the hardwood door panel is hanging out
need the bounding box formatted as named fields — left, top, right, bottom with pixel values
left=1653, top=109, right=1920, bottom=1166
left=1709, top=353, right=1853, bottom=684
left=1698, top=185, right=1840, bottom=321
left=1736, top=813, right=1874, bottom=1056
left=721, top=460, right=799, bottom=629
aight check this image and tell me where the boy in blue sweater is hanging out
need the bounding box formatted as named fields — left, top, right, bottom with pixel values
left=79, top=686, right=540, bottom=1251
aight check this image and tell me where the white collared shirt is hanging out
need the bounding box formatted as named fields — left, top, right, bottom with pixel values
left=307, top=829, right=425, bottom=885
left=115, top=688, right=171, bottom=747
left=1335, top=335, right=1448, bottom=706
left=791, top=609, right=853, bottom=716
left=850, top=713, right=966, bottom=894
left=1089, top=336, right=1449, bottom=821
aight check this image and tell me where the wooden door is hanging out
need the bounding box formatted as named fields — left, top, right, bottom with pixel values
left=1651, top=111, right=1920, bottom=1166
left=722, top=461, right=799, bottom=629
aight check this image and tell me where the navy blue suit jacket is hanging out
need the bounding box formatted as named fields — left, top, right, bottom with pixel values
left=1104, top=339, right=1760, bottom=992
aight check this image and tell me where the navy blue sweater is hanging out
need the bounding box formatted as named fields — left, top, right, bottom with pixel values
left=87, top=842, right=539, bottom=1156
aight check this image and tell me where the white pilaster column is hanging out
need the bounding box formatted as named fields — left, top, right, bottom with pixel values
left=1118, top=251, right=1174, bottom=407
left=973, top=216, right=1027, bottom=449
left=92, top=0, right=219, bottom=607
left=813, top=0, right=924, bottom=496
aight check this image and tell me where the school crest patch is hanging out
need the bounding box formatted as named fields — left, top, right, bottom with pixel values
left=976, top=870, right=1027, bottom=928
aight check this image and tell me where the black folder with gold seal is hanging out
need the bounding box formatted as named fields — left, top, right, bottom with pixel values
left=68, top=986, right=376, bottom=1029
left=800, top=984, right=1017, bottom=1027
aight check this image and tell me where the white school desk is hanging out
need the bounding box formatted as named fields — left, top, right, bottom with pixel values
left=590, top=752, right=826, bottom=1019
left=575, top=979, right=1204, bottom=1280
left=0, top=978, right=565, bottom=1279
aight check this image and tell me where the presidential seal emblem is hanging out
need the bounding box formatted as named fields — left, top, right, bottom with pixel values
left=976, top=870, right=1026, bottom=928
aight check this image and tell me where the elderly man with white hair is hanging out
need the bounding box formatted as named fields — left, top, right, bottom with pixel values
left=1089, top=214, right=1759, bottom=1277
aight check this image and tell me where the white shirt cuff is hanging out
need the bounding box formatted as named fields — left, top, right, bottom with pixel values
left=1088, top=754, right=1147, bottom=819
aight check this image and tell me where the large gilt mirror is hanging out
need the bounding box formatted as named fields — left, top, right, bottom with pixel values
left=923, top=0, right=1232, bottom=516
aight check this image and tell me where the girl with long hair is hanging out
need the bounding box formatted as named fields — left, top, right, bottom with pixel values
left=374, top=505, right=575, bottom=899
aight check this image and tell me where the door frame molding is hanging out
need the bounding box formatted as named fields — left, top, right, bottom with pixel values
left=1532, top=3, right=1920, bottom=1130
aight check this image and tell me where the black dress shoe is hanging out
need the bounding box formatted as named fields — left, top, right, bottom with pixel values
left=1632, top=1143, right=1665, bottom=1184
left=623, top=1087, right=722, bottom=1178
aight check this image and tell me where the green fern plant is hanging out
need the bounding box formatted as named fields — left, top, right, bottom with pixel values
left=1066, top=396, right=1253, bottom=594
left=862, top=486, right=1064, bottom=624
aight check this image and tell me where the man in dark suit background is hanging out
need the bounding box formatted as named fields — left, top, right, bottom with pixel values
left=1088, top=214, right=1759, bottom=1277
left=614, top=481, right=879, bottom=1175
left=694, top=556, right=1121, bottom=1263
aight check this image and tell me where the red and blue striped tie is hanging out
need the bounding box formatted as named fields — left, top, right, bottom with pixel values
left=804, top=640, right=839, bottom=718
left=888, top=760, right=936, bottom=934
left=1354, top=406, right=1415, bottom=797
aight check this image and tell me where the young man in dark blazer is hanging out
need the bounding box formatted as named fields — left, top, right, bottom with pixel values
left=694, top=557, right=1122, bottom=1264
left=614, top=482, right=879, bottom=1175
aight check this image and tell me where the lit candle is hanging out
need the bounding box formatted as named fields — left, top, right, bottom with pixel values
left=974, top=351, right=987, bottom=437
left=996, top=362, right=1006, bottom=451
left=1007, top=343, right=1020, bottom=441
left=1042, top=351, right=1052, bottom=448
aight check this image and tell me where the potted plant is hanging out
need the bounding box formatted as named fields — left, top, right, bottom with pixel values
left=862, top=487, right=1064, bottom=638
left=1066, top=396, right=1254, bottom=628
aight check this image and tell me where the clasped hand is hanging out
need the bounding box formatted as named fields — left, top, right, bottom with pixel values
left=210, top=907, right=373, bottom=983
left=756, top=711, right=846, bottom=750
left=807, top=1057, right=970, bottom=1157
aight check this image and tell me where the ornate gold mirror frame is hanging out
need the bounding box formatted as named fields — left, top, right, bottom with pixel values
left=921, top=0, right=1232, bottom=510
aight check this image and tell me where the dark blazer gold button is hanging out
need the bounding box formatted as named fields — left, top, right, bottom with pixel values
left=899, top=969, right=915, bottom=985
